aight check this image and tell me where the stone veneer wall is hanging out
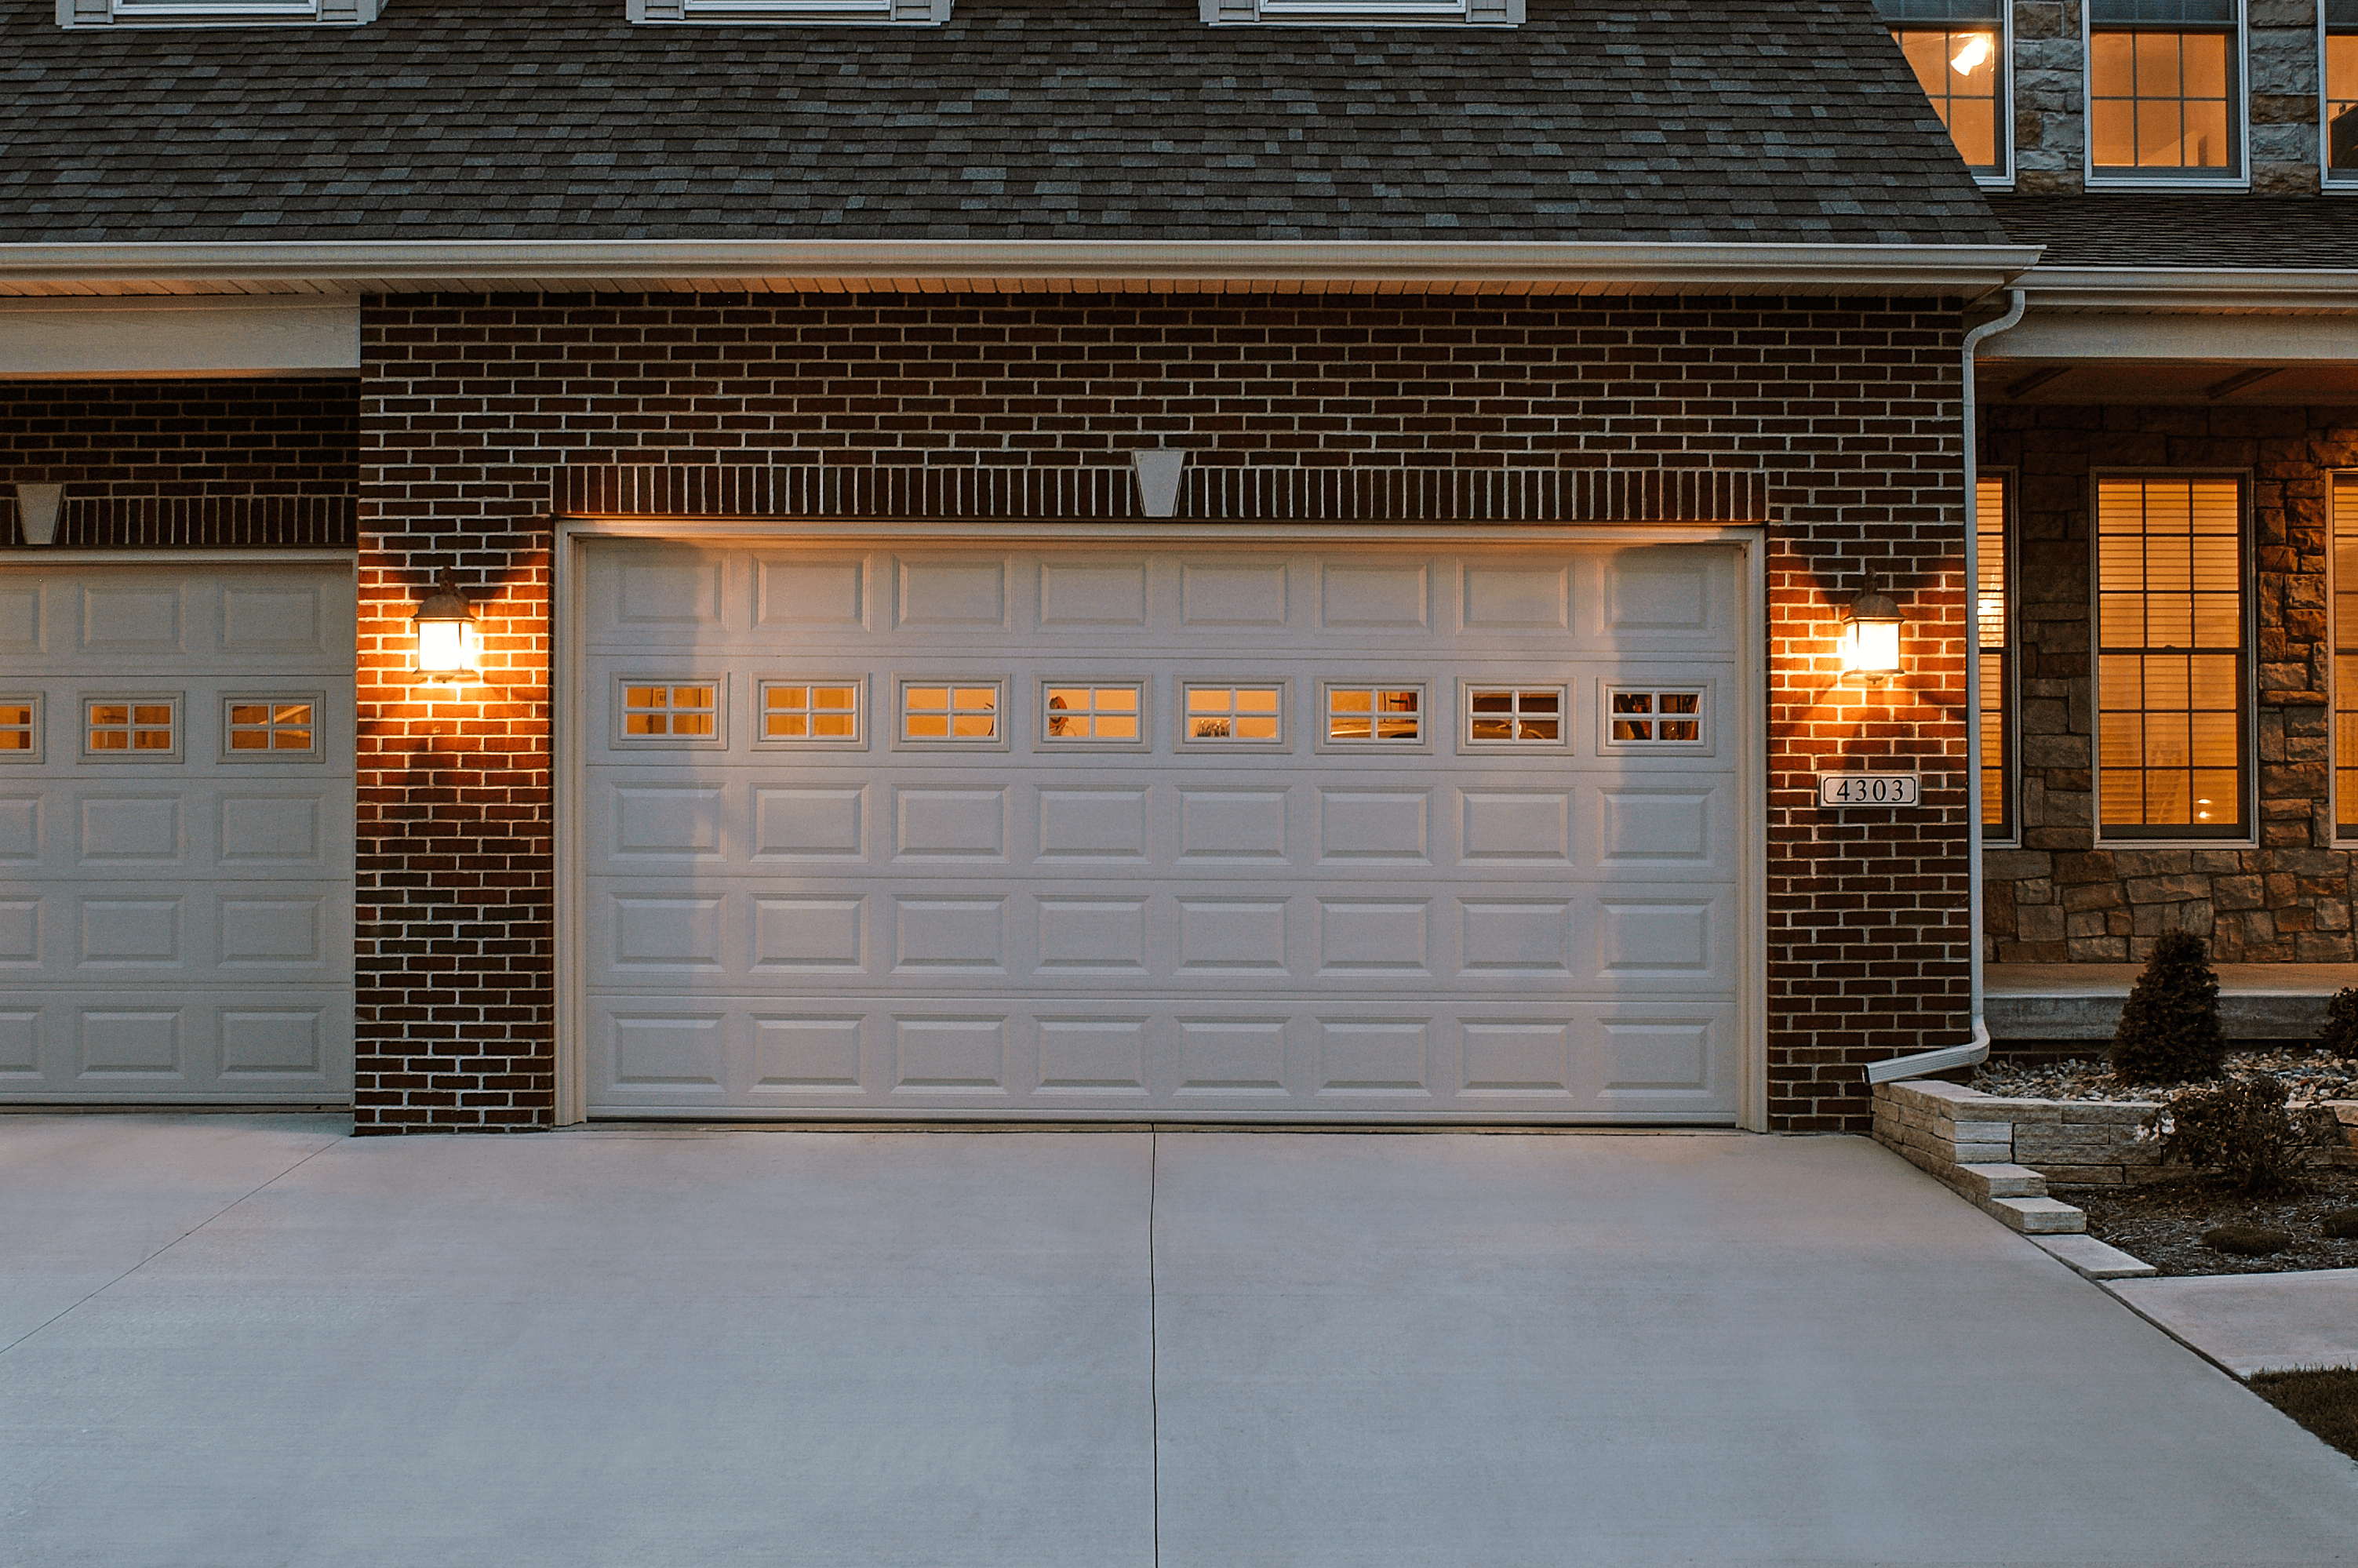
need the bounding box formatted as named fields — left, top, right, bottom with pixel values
left=1980, top=404, right=2357, bottom=962
left=2010, top=0, right=2323, bottom=195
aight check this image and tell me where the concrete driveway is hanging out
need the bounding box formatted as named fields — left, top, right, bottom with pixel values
left=2, top=1118, right=2353, bottom=1567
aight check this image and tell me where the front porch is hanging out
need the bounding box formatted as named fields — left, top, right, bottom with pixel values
left=1986, top=962, right=2358, bottom=1049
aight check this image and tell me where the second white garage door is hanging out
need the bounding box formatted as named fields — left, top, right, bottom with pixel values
left=573, top=535, right=1754, bottom=1122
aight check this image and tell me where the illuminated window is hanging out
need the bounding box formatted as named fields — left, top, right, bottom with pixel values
left=2327, top=1, right=2358, bottom=180
left=0, top=697, right=36, bottom=760
left=1465, top=688, right=1564, bottom=744
left=2335, top=476, right=2358, bottom=835
left=1978, top=475, right=2012, bottom=839
left=1607, top=689, right=1705, bottom=745
left=619, top=682, right=720, bottom=743
left=902, top=682, right=1000, bottom=742
left=84, top=697, right=178, bottom=759
left=1043, top=685, right=1142, bottom=743
left=1878, top=0, right=2007, bottom=175
left=760, top=682, right=861, bottom=743
left=2097, top=478, right=2244, bottom=837
left=225, top=699, right=316, bottom=756
left=1184, top=685, right=1283, bottom=743
left=2087, top=0, right=2239, bottom=176
left=1326, top=686, right=1422, bottom=743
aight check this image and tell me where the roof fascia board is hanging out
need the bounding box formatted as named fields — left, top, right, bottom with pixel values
left=1981, top=308, right=2358, bottom=362
left=2022, top=267, right=2358, bottom=311
left=0, top=240, right=2041, bottom=293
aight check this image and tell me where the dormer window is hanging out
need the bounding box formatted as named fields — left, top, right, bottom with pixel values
left=628, top=0, right=947, bottom=21
left=1876, top=0, right=2010, bottom=183
left=58, top=0, right=377, bottom=25
left=1201, top=0, right=1520, bottom=24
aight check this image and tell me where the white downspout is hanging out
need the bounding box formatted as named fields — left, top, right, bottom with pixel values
left=1865, top=287, right=2027, bottom=1086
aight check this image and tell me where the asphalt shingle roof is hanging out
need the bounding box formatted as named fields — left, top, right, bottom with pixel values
left=0, top=0, right=2007, bottom=245
left=1988, top=194, right=2358, bottom=271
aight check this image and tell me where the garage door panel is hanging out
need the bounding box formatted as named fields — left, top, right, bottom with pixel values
left=579, top=540, right=1749, bottom=1122
left=0, top=989, right=349, bottom=1098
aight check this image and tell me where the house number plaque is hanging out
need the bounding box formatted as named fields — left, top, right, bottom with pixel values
left=1817, top=772, right=1920, bottom=807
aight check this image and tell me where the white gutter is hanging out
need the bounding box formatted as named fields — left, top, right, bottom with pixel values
left=0, top=239, right=2042, bottom=295
left=1865, top=286, right=2025, bottom=1088
left=2018, top=266, right=2358, bottom=312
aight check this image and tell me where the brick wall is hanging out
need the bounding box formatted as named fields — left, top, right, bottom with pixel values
left=359, top=289, right=1978, bottom=1133
left=1981, top=402, right=2356, bottom=963
left=0, top=377, right=356, bottom=547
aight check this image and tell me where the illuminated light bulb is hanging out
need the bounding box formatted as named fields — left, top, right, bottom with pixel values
left=1952, top=34, right=1992, bottom=74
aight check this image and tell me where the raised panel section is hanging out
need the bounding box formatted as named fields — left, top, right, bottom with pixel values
left=1598, top=789, right=1715, bottom=865
left=613, top=787, right=724, bottom=858
left=616, top=553, right=726, bottom=628
left=754, top=898, right=865, bottom=972
left=0, top=583, right=40, bottom=653
left=755, top=558, right=865, bottom=628
left=1316, top=1019, right=1429, bottom=1092
left=1600, top=1019, right=1712, bottom=1093
left=1038, top=790, right=1147, bottom=860
left=220, top=795, right=322, bottom=863
left=1460, top=900, right=1572, bottom=974
left=219, top=897, right=323, bottom=966
left=1039, top=561, right=1148, bottom=627
left=1180, top=562, right=1287, bottom=628
left=1461, top=791, right=1570, bottom=862
left=1607, top=553, right=1713, bottom=633
left=0, top=898, right=36, bottom=964
left=82, top=584, right=181, bottom=652
left=1321, top=562, right=1428, bottom=630
left=220, top=1011, right=323, bottom=1075
left=1461, top=1020, right=1572, bottom=1093
left=1599, top=900, right=1713, bottom=976
left=1316, top=900, right=1428, bottom=974
left=1177, top=900, right=1287, bottom=973
left=78, top=1009, right=181, bottom=1075
left=78, top=897, right=180, bottom=965
left=79, top=797, right=181, bottom=863
left=753, top=787, right=864, bottom=860
left=893, top=897, right=1006, bottom=973
left=897, top=558, right=1006, bottom=628
left=611, top=897, right=724, bottom=970
left=752, top=1015, right=864, bottom=1090
left=0, top=1010, right=36, bottom=1074
left=1035, top=897, right=1148, bottom=973
left=1463, top=562, right=1569, bottom=629
left=1175, top=1017, right=1287, bottom=1091
left=893, top=1016, right=1006, bottom=1090
left=610, top=1013, right=724, bottom=1086
left=0, top=795, right=37, bottom=861
left=1037, top=1017, right=1147, bottom=1090
left=1318, top=790, right=1429, bottom=864
left=221, top=585, right=325, bottom=653
left=1177, top=789, right=1288, bottom=861
left=895, top=789, right=1006, bottom=859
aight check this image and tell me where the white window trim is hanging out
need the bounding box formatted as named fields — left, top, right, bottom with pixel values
left=59, top=0, right=377, bottom=27
left=0, top=693, right=44, bottom=766
left=1597, top=681, right=1716, bottom=756
left=80, top=693, right=183, bottom=764
left=1200, top=0, right=1521, bottom=25
left=612, top=675, right=730, bottom=752
left=1879, top=3, right=2018, bottom=187
left=1312, top=679, right=1434, bottom=755
left=893, top=676, right=1010, bottom=751
left=1176, top=680, right=1292, bottom=752
left=2081, top=0, right=2253, bottom=191
left=630, top=0, right=948, bottom=24
left=1456, top=680, right=1571, bottom=753
left=1037, top=678, right=1152, bottom=753
left=754, top=676, right=869, bottom=752
left=219, top=692, right=326, bottom=765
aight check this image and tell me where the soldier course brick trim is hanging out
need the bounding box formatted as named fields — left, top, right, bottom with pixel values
left=355, top=289, right=1974, bottom=1133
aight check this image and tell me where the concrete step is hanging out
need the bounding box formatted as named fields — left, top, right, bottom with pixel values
left=1955, top=1162, right=2047, bottom=1200
left=1985, top=1195, right=2087, bottom=1235
left=2031, top=1233, right=2159, bottom=1281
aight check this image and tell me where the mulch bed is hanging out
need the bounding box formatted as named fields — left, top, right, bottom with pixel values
left=2073, top=1170, right=2358, bottom=1277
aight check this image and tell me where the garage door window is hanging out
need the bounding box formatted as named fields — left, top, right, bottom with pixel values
left=1465, top=686, right=1566, bottom=746
left=618, top=681, right=723, bottom=747
left=1182, top=684, right=1284, bottom=744
left=1606, top=689, right=1705, bottom=746
left=901, top=681, right=1002, bottom=742
left=0, top=696, right=38, bottom=761
left=84, top=696, right=180, bottom=760
left=1325, top=685, right=1423, bottom=744
left=1042, top=683, right=1144, bottom=744
left=224, top=697, right=319, bottom=759
left=759, top=681, right=862, bottom=745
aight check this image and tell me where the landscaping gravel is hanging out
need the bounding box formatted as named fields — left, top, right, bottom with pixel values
left=1974, top=1050, right=2358, bottom=1106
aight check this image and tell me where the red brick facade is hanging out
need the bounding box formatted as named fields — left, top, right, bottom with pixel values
left=355, top=290, right=1978, bottom=1133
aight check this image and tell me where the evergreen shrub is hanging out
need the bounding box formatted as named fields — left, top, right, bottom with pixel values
left=2108, top=930, right=2226, bottom=1085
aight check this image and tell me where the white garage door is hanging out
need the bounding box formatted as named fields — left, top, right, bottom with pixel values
left=0, top=560, right=355, bottom=1104
left=574, top=537, right=1752, bottom=1122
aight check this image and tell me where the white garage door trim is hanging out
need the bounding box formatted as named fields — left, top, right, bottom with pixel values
left=551, top=519, right=1767, bottom=1130
left=0, top=551, right=357, bottom=1105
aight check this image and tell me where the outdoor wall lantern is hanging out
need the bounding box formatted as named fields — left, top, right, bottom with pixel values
left=1841, top=573, right=1905, bottom=686
left=411, top=572, right=480, bottom=682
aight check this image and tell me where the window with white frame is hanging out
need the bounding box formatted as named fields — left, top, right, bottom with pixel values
left=2327, top=0, right=2358, bottom=180
left=60, top=0, right=377, bottom=27
left=2096, top=477, right=2246, bottom=838
left=2087, top=0, right=2241, bottom=180
left=1200, top=0, right=1519, bottom=25
left=1876, top=0, right=2010, bottom=179
left=628, top=0, right=947, bottom=23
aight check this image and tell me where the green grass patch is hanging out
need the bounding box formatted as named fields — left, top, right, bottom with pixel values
left=2250, top=1370, right=2358, bottom=1463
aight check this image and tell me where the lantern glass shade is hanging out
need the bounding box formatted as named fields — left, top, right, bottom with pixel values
left=413, top=577, right=480, bottom=681
left=1842, top=579, right=1904, bottom=685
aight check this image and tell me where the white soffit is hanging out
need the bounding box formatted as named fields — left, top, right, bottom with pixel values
left=0, top=240, right=2043, bottom=298
left=0, top=296, right=360, bottom=377
left=1985, top=309, right=2358, bottom=362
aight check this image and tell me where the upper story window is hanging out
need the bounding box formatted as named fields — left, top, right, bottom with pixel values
left=630, top=0, right=945, bottom=20
left=1876, top=0, right=2009, bottom=180
left=58, top=0, right=376, bottom=25
left=2327, top=0, right=2358, bottom=182
left=1200, top=0, right=1519, bottom=24
left=2087, top=0, right=2243, bottom=182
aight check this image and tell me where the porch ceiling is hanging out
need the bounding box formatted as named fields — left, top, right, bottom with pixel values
left=1984, top=360, right=2358, bottom=404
